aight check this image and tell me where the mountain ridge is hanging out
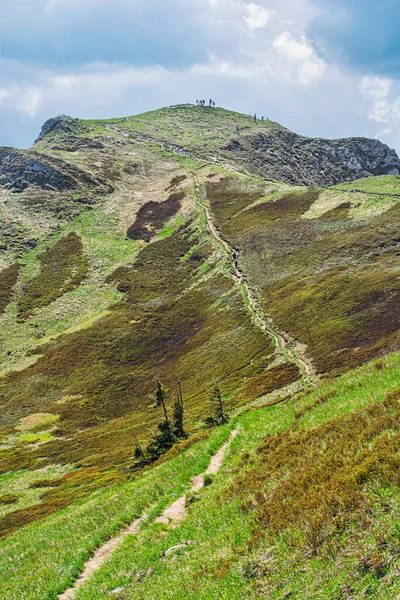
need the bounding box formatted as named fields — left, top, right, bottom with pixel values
left=0, top=104, right=399, bottom=598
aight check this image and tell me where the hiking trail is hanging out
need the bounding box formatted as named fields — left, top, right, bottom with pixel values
left=57, top=430, right=238, bottom=599
left=156, top=428, right=238, bottom=524
left=191, top=171, right=316, bottom=384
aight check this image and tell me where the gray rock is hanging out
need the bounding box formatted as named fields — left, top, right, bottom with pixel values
left=35, top=115, right=80, bottom=143
left=221, top=129, right=400, bottom=186
left=0, top=147, right=113, bottom=193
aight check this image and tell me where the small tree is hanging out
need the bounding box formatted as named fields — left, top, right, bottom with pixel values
left=130, top=437, right=150, bottom=471
left=145, top=380, right=176, bottom=460
left=205, top=385, right=228, bottom=427
left=172, top=379, right=187, bottom=439
left=155, top=381, right=171, bottom=433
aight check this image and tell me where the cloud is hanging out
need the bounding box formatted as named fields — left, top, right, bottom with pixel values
left=271, top=32, right=326, bottom=86
left=310, top=0, right=400, bottom=78
left=17, top=87, right=43, bottom=117
left=358, top=76, right=400, bottom=142
left=45, top=0, right=64, bottom=12
left=0, top=0, right=399, bottom=155
left=243, top=3, right=274, bottom=29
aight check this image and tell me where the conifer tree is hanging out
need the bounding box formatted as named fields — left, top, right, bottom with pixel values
left=205, top=384, right=229, bottom=427
left=172, top=379, right=187, bottom=439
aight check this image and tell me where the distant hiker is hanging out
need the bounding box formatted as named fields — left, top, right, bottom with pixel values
left=234, top=259, right=239, bottom=268
left=213, top=101, right=216, bottom=107
left=233, top=251, right=237, bottom=259
left=254, top=114, right=257, bottom=123
left=261, top=116, right=265, bottom=121
left=196, top=99, right=199, bottom=105
left=209, top=98, right=212, bottom=106
left=236, top=125, right=240, bottom=133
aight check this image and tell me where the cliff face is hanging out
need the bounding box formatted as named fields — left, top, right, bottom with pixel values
left=0, top=147, right=113, bottom=193
left=221, top=128, right=400, bottom=186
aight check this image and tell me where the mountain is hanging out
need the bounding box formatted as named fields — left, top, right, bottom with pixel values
left=0, top=105, right=399, bottom=599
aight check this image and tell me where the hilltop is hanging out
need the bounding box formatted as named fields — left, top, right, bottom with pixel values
left=0, top=105, right=399, bottom=599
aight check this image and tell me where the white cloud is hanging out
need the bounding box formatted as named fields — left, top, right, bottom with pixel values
left=243, top=3, right=274, bottom=29
left=17, top=87, right=43, bottom=117
left=44, top=0, right=64, bottom=13
left=359, top=76, right=394, bottom=122
left=271, top=32, right=326, bottom=86
left=358, top=76, right=400, bottom=145
left=0, top=89, right=10, bottom=104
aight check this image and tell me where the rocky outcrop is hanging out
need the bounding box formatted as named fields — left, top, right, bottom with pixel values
left=221, top=128, right=400, bottom=187
left=35, top=115, right=83, bottom=143
left=0, top=147, right=113, bottom=193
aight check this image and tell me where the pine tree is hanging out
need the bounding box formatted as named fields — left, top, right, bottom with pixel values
left=145, top=380, right=176, bottom=460
left=155, top=380, right=171, bottom=433
left=172, top=379, right=187, bottom=439
left=205, top=385, right=228, bottom=427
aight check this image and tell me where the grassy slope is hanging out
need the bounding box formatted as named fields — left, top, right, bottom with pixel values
left=94, top=105, right=279, bottom=155
left=204, top=172, right=400, bottom=374
left=0, top=106, right=399, bottom=588
left=0, top=130, right=295, bottom=537
left=0, top=349, right=399, bottom=599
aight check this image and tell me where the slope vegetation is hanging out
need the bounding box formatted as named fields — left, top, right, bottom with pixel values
left=0, top=105, right=399, bottom=598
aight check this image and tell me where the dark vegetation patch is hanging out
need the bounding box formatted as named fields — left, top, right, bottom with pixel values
left=223, top=189, right=320, bottom=228
left=235, top=362, right=300, bottom=402
left=323, top=201, right=351, bottom=219
left=127, top=192, right=184, bottom=241
left=18, top=232, right=87, bottom=319
left=206, top=178, right=265, bottom=224
left=0, top=494, right=18, bottom=505
left=0, top=467, right=120, bottom=540
left=0, top=264, right=20, bottom=314
left=208, top=178, right=400, bottom=373
left=235, top=389, right=400, bottom=556
left=166, top=174, right=187, bottom=190
left=268, top=267, right=400, bottom=374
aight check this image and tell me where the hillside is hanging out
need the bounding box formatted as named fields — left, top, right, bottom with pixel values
left=0, top=105, right=400, bottom=598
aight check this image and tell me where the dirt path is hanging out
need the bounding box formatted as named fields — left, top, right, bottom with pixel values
left=192, top=173, right=316, bottom=383
left=57, top=431, right=238, bottom=598
left=156, top=429, right=238, bottom=525
left=58, top=516, right=144, bottom=600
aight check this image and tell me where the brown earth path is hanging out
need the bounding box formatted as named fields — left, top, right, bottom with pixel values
left=191, top=172, right=316, bottom=383
left=155, top=428, right=238, bottom=524
left=57, top=430, right=238, bottom=599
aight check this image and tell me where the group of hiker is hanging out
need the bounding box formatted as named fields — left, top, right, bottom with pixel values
left=196, top=98, right=216, bottom=107
left=232, top=250, right=239, bottom=269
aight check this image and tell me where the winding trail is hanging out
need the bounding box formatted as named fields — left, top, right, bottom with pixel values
left=191, top=172, right=316, bottom=383
left=57, top=430, right=238, bottom=599
left=156, top=429, right=238, bottom=525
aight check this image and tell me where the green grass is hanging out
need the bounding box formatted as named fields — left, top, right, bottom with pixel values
left=69, top=350, right=400, bottom=600
left=206, top=175, right=400, bottom=374
left=92, top=105, right=278, bottom=155
left=332, top=174, right=400, bottom=194
left=0, top=464, right=74, bottom=519
left=0, top=426, right=232, bottom=599
left=0, top=342, right=400, bottom=598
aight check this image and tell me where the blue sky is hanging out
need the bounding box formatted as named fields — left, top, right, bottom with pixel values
left=0, top=0, right=399, bottom=151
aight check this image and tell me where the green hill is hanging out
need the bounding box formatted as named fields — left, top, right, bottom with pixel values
left=0, top=105, right=399, bottom=598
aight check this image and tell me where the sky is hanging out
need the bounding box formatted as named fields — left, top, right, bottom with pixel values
left=0, top=0, right=399, bottom=151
